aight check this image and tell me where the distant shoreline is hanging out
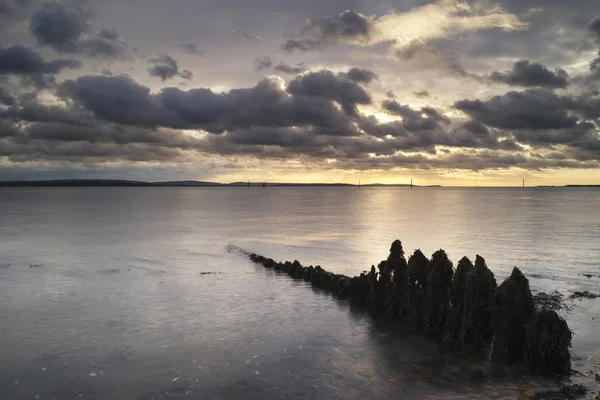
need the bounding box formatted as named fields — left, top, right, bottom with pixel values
left=0, top=179, right=598, bottom=187
left=0, top=179, right=441, bottom=187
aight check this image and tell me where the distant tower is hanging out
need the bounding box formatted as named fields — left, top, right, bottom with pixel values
left=410, top=178, right=413, bottom=189
left=262, top=182, right=266, bottom=188
left=359, top=180, right=361, bottom=188
left=523, top=179, right=525, bottom=188
left=247, top=181, right=250, bottom=188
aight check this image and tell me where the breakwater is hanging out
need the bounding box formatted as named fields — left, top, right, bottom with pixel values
left=244, top=240, right=573, bottom=377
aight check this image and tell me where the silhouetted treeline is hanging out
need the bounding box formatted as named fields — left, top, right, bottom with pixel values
left=247, top=240, right=572, bottom=377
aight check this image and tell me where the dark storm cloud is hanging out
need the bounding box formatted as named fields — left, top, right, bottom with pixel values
left=148, top=55, right=193, bottom=81
left=381, top=100, right=450, bottom=130
left=0, top=45, right=81, bottom=75
left=59, top=74, right=361, bottom=136
left=489, top=60, right=569, bottom=88
left=413, top=90, right=430, bottom=98
left=0, top=0, right=31, bottom=14
left=287, top=70, right=371, bottom=114
left=454, top=89, right=579, bottom=131
left=30, top=2, right=89, bottom=49
left=342, top=68, right=378, bottom=84
left=180, top=43, right=203, bottom=55
left=0, top=85, right=15, bottom=105
left=587, top=16, right=600, bottom=39
left=29, top=3, right=129, bottom=58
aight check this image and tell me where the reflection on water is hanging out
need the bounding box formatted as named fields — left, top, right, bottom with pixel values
left=0, top=187, right=599, bottom=399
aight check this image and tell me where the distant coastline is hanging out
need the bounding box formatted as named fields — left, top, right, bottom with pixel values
left=0, top=179, right=442, bottom=187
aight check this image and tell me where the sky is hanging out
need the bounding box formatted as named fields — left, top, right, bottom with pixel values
left=1, top=0, right=599, bottom=185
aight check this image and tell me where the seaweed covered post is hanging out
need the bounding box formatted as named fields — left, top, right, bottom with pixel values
left=524, top=310, right=572, bottom=376
left=491, top=267, right=536, bottom=364
left=424, top=250, right=454, bottom=338
left=459, top=255, right=497, bottom=351
left=405, top=249, right=430, bottom=331
left=445, top=256, right=474, bottom=346
left=366, top=264, right=384, bottom=310
left=348, top=272, right=369, bottom=305
left=387, top=240, right=408, bottom=316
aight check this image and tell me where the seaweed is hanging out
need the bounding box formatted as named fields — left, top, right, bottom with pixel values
left=445, top=256, right=474, bottom=346
left=491, top=267, right=536, bottom=364
left=524, top=310, right=572, bottom=376
left=459, top=255, right=497, bottom=351
left=405, top=249, right=430, bottom=331
left=424, top=250, right=454, bottom=337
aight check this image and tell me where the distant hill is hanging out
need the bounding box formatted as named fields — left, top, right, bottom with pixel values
left=0, top=179, right=441, bottom=187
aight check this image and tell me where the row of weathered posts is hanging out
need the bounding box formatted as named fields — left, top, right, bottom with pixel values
left=246, top=240, right=572, bottom=376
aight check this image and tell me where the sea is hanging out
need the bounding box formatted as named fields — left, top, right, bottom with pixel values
left=1, top=187, right=599, bottom=399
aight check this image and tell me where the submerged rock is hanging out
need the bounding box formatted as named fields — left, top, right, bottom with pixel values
left=524, top=310, right=572, bottom=376
left=445, top=256, right=474, bottom=346
left=405, top=249, right=430, bottom=331
left=424, top=250, right=454, bottom=337
left=459, top=255, right=497, bottom=351
left=491, top=267, right=536, bottom=364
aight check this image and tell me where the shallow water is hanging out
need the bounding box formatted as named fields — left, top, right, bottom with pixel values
left=0, top=187, right=599, bottom=399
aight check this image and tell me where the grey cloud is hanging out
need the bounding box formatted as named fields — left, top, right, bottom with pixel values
left=148, top=55, right=193, bottom=81
left=343, top=68, right=378, bottom=84
left=281, top=11, right=372, bottom=53
left=0, top=85, right=14, bottom=105
left=394, top=39, right=476, bottom=79
left=30, top=3, right=129, bottom=58
left=60, top=74, right=360, bottom=136
left=0, top=0, right=31, bottom=14
left=180, top=43, right=203, bottom=55
left=233, top=29, right=260, bottom=43
left=302, top=10, right=372, bottom=44
left=281, top=39, right=322, bottom=53
left=381, top=100, right=450, bottom=131
left=287, top=70, right=371, bottom=114
left=588, top=17, right=600, bottom=39
left=413, top=90, right=430, bottom=98
left=0, top=45, right=81, bottom=75
left=30, top=3, right=89, bottom=49
left=253, top=56, right=272, bottom=71
left=254, top=56, right=307, bottom=74
left=489, top=60, right=569, bottom=88
left=454, top=89, right=579, bottom=131
left=274, top=62, right=307, bottom=75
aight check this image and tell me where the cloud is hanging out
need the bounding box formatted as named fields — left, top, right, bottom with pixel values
left=253, top=56, right=272, bottom=71
left=283, top=1, right=527, bottom=59
left=414, top=90, right=430, bottom=98
left=287, top=70, right=372, bottom=115
left=342, top=68, right=378, bottom=84
left=489, top=60, right=569, bottom=88
left=454, top=89, right=579, bottom=131
left=588, top=17, right=600, bottom=39
left=281, top=39, right=322, bottom=53
left=233, top=28, right=260, bottom=43
left=148, top=55, right=193, bottom=81
left=29, top=3, right=130, bottom=58
left=180, top=43, right=203, bottom=55
left=274, top=62, right=307, bottom=75
left=0, top=0, right=32, bottom=15
left=0, top=45, right=81, bottom=75
left=254, top=56, right=307, bottom=74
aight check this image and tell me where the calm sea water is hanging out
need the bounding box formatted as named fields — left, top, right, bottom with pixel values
left=1, top=187, right=599, bottom=399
